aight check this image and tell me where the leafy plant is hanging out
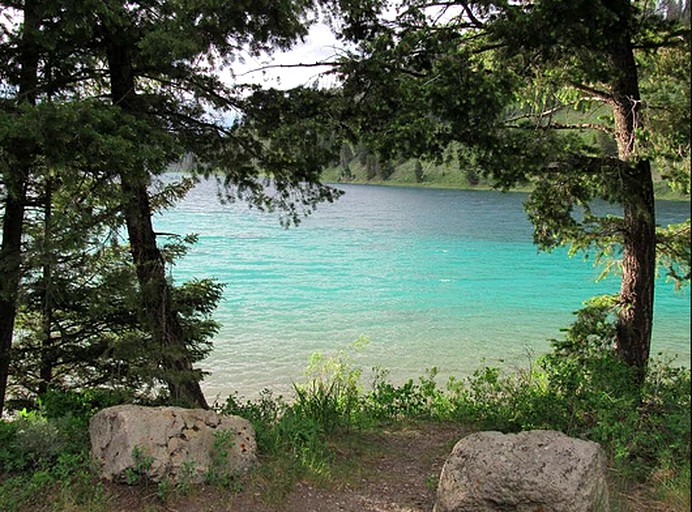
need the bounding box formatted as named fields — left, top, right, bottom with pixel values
left=366, top=367, right=450, bottom=422
left=124, top=446, right=154, bottom=486
left=206, top=429, right=242, bottom=490
left=292, top=336, right=368, bottom=434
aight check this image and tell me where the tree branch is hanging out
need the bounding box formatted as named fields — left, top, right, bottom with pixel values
left=505, top=121, right=613, bottom=134
left=548, top=122, right=613, bottom=134
left=634, top=29, right=690, bottom=50
left=162, top=109, right=234, bottom=137
left=570, top=82, right=615, bottom=103
left=546, top=154, right=632, bottom=174
left=460, top=1, right=485, bottom=28
left=236, top=61, right=341, bottom=78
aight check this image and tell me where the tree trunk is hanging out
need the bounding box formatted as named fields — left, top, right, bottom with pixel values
left=0, top=0, right=40, bottom=417
left=106, top=37, right=208, bottom=408
left=0, top=186, right=28, bottom=417
left=609, top=14, right=657, bottom=383
left=616, top=162, right=656, bottom=382
left=38, top=179, right=54, bottom=396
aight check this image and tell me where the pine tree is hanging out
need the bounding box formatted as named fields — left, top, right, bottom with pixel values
left=0, top=0, right=350, bottom=414
left=334, top=0, right=690, bottom=381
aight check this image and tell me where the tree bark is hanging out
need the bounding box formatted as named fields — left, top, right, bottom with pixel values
left=616, top=162, right=656, bottom=382
left=0, top=0, right=40, bottom=417
left=0, top=183, right=28, bottom=417
left=609, top=10, right=657, bottom=383
left=106, top=36, right=208, bottom=408
left=38, top=179, right=54, bottom=396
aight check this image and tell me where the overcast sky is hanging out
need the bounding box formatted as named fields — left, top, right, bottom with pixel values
left=231, top=22, right=345, bottom=90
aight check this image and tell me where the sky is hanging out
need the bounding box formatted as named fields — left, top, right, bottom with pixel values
left=227, top=2, right=461, bottom=90
left=230, top=22, right=345, bottom=90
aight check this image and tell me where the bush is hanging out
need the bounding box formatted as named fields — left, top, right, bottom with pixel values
left=365, top=367, right=450, bottom=422
left=225, top=322, right=689, bottom=501
left=443, top=297, right=691, bottom=482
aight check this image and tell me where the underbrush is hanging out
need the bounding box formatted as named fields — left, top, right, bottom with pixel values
left=223, top=332, right=690, bottom=510
left=1, top=332, right=689, bottom=511
left=0, top=389, right=123, bottom=511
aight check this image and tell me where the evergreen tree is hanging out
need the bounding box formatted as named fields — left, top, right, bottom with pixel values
left=334, top=0, right=690, bottom=381
left=0, top=0, right=42, bottom=418
left=365, top=152, right=380, bottom=180
left=10, top=173, right=222, bottom=407
left=340, top=142, right=354, bottom=180
left=414, top=160, right=424, bottom=183
left=0, top=0, right=354, bottom=414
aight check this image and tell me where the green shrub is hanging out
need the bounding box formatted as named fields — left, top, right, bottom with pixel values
left=365, top=367, right=450, bottom=422
left=291, top=337, right=368, bottom=433
left=38, top=388, right=128, bottom=422
left=443, top=296, right=691, bottom=482
left=222, top=388, right=287, bottom=455
left=218, top=325, right=689, bottom=501
left=0, top=411, right=75, bottom=472
left=207, top=430, right=243, bottom=488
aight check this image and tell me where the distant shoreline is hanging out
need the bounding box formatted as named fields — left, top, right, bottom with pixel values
left=324, top=176, right=689, bottom=202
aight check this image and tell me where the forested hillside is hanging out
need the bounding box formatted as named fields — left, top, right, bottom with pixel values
left=323, top=136, right=687, bottom=199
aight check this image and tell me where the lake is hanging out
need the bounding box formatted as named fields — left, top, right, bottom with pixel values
left=155, top=179, right=691, bottom=401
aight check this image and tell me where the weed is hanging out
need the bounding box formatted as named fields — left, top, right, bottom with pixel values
left=0, top=328, right=687, bottom=511
left=292, top=336, right=368, bottom=433
left=206, top=429, right=243, bottom=490
left=425, top=473, right=438, bottom=492
left=156, top=478, right=173, bottom=501
left=124, top=446, right=154, bottom=485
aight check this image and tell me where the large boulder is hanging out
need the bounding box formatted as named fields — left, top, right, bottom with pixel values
left=434, top=430, right=609, bottom=512
left=89, top=405, right=256, bottom=483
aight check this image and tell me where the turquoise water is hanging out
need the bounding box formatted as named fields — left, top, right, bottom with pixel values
left=155, top=178, right=691, bottom=401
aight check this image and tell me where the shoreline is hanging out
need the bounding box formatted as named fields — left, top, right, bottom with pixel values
left=324, top=177, right=689, bottom=202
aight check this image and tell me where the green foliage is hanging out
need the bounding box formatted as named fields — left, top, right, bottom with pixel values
left=0, top=327, right=688, bottom=509
left=0, top=400, right=100, bottom=512
left=323, top=142, right=494, bottom=189
left=638, top=39, right=691, bottom=194
left=124, top=446, right=155, bottom=486
left=37, top=387, right=129, bottom=425
left=446, top=300, right=691, bottom=480
left=2, top=0, right=361, bottom=415
left=0, top=412, right=59, bottom=473
left=222, top=389, right=286, bottom=448
left=206, top=430, right=242, bottom=489
left=223, top=389, right=332, bottom=482
left=223, top=324, right=689, bottom=492
left=331, top=0, right=691, bottom=376
left=366, top=367, right=451, bottom=422
left=228, top=86, right=344, bottom=226
left=0, top=410, right=87, bottom=474
left=549, top=294, right=619, bottom=359
left=656, top=219, right=691, bottom=288
left=222, top=339, right=370, bottom=481
left=8, top=179, right=223, bottom=408
left=292, top=337, right=367, bottom=433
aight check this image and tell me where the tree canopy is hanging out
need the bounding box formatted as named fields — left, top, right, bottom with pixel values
left=329, top=0, right=690, bottom=379
left=0, top=0, right=689, bottom=415
left=0, top=0, right=366, bottom=415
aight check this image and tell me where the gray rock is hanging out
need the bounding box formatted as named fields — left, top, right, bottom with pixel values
left=89, top=405, right=256, bottom=483
left=434, top=430, right=609, bottom=512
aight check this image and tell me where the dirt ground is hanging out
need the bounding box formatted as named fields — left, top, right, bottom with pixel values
left=103, top=423, right=468, bottom=512
left=92, top=422, right=677, bottom=512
